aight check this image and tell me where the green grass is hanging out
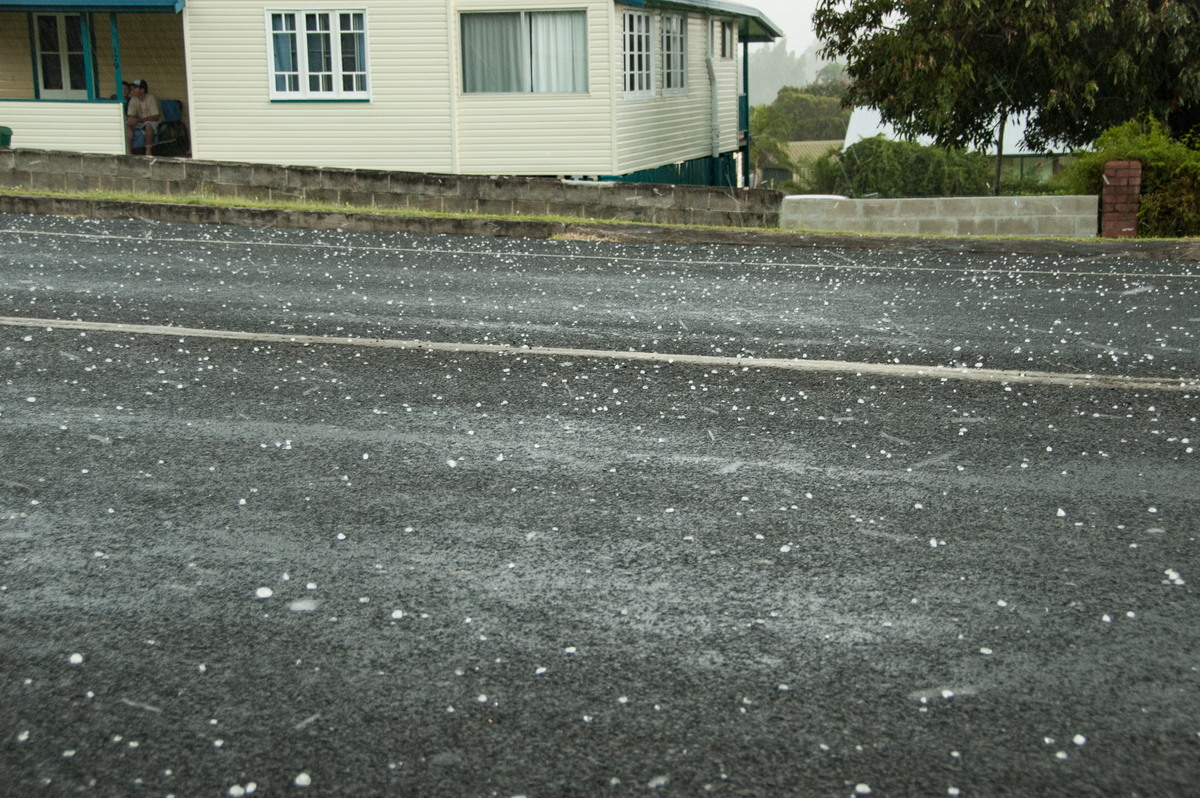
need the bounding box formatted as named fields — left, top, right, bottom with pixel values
left=0, top=186, right=692, bottom=230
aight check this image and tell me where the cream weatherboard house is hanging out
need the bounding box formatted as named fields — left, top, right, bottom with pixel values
left=0, top=0, right=779, bottom=185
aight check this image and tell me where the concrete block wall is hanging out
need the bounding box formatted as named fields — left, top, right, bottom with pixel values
left=1101, top=160, right=1142, bottom=238
left=780, top=194, right=1099, bottom=238
left=0, top=148, right=782, bottom=228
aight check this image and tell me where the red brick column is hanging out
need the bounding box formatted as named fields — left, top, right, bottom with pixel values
left=1101, top=160, right=1142, bottom=238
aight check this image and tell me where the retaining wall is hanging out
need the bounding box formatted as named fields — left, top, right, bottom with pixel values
left=780, top=194, right=1099, bottom=238
left=0, top=148, right=782, bottom=228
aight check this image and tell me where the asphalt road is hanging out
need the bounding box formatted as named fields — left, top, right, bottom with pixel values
left=1, top=213, right=1198, bottom=797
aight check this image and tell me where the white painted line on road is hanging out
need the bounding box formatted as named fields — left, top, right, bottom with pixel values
left=2, top=315, right=1195, bottom=392
left=1, top=227, right=1196, bottom=280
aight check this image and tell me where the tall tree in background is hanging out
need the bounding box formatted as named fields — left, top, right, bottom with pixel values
left=813, top=0, right=1200, bottom=151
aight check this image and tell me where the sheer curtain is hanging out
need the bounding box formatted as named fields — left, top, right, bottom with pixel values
left=530, top=11, right=587, bottom=93
left=461, top=13, right=525, bottom=93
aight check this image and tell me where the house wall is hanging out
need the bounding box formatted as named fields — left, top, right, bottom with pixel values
left=0, top=101, right=125, bottom=154
left=614, top=9, right=739, bottom=175
left=185, top=1, right=466, bottom=173
left=184, top=1, right=456, bottom=172
left=454, top=0, right=615, bottom=176
left=0, top=13, right=33, bottom=99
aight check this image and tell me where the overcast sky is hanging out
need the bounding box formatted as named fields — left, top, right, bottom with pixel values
left=750, top=0, right=821, bottom=52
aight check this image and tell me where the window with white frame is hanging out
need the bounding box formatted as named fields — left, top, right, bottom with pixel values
left=623, top=10, right=653, bottom=98
left=716, top=19, right=734, bottom=59
left=268, top=10, right=368, bottom=99
left=461, top=10, right=588, bottom=93
left=661, top=13, right=686, bottom=94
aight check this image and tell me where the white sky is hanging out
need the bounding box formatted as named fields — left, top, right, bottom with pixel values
left=749, top=0, right=821, bottom=52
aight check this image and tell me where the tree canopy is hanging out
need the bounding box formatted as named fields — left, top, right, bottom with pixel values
left=813, top=0, right=1200, bottom=151
left=753, top=84, right=852, bottom=142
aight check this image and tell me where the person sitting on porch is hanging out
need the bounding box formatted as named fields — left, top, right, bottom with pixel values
left=126, top=79, right=161, bottom=156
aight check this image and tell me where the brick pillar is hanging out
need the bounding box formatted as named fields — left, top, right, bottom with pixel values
left=1101, top=160, right=1142, bottom=238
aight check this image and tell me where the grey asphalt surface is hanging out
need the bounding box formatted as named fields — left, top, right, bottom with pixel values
left=1, top=212, right=1198, bottom=797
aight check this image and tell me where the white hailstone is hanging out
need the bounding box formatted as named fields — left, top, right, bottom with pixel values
left=68, top=653, right=84, bottom=665
left=564, top=647, right=577, bottom=655
left=446, top=459, right=458, bottom=468
left=1057, top=508, right=1067, bottom=517
left=391, top=610, right=404, bottom=619
left=980, top=648, right=994, bottom=655
left=1073, top=734, right=1087, bottom=746
left=294, top=773, right=312, bottom=787
left=255, top=587, right=273, bottom=599
left=361, top=453, right=369, bottom=460
left=780, top=544, right=792, bottom=553
left=855, top=784, right=872, bottom=795
left=948, top=789, right=961, bottom=797
left=1055, top=751, right=1068, bottom=760
left=535, top=667, right=547, bottom=675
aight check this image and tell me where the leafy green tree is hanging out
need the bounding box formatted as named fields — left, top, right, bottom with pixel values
left=814, top=0, right=1200, bottom=151
left=753, top=86, right=852, bottom=142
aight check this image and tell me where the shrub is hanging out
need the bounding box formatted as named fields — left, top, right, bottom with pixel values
left=802, top=136, right=991, bottom=197
left=1051, top=118, right=1200, bottom=237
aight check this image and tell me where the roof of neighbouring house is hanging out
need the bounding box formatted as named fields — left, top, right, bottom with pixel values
left=784, top=141, right=844, bottom=161
left=843, top=107, right=1073, bottom=155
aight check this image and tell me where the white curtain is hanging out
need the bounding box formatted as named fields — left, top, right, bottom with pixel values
left=461, top=13, right=525, bottom=93
left=530, top=11, right=587, bottom=93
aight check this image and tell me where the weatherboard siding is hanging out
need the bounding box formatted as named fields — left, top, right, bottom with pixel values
left=0, top=100, right=125, bottom=154
left=614, top=13, right=739, bottom=175
left=454, top=0, right=614, bottom=176
left=0, top=13, right=33, bottom=99
left=184, top=1, right=455, bottom=171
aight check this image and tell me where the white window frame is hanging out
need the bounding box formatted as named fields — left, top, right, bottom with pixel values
left=716, top=19, right=735, bottom=60
left=661, top=13, right=686, bottom=95
left=266, top=9, right=369, bottom=101
left=460, top=10, right=589, bottom=94
left=622, top=9, right=654, bottom=99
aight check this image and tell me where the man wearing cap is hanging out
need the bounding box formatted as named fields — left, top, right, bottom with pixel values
left=126, top=79, right=160, bottom=155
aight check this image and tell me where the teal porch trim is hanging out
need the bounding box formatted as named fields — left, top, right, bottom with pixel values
left=0, top=1, right=184, bottom=11
left=602, top=153, right=737, bottom=187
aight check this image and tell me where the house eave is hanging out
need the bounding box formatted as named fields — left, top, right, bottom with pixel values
left=621, top=0, right=782, bottom=42
left=0, top=0, right=184, bottom=12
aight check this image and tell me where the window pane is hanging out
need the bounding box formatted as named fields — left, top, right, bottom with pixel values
left=37, top=16, right=58, bottom=53
left=530, top=11, right=586, bottom=93
left=67, top=53, right=86, bottom=91
left=271, top=14, right=299, bottom=92
left=306, top=13, right=333, bottom=90
left=65, top=15, right=83, bottom=51
left=461, top=13, right=523, bottom=93
left=40, top=54, right=63, bottom=90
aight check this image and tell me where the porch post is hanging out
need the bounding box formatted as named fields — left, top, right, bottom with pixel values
left=80, top=12, right=95, bottom=99
left=25, top=13, right=40, bottom=99
left=109, top=13, right=122, bottom=93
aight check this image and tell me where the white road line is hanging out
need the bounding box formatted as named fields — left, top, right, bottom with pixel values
left=2, top=315, right=1194, bottom=392
left=0, top=227, right=1196, bottom=280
